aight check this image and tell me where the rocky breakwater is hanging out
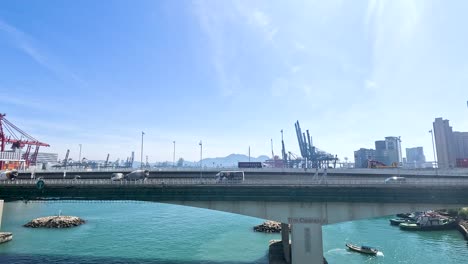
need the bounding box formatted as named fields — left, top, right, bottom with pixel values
left=254, top=221, right=290, bottom=233
left=24, top=216, right=85, bottom=228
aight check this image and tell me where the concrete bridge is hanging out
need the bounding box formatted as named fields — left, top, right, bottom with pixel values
left=15, top=167, right=468, bottom=180
left=1, top=178, right=468, bottom=264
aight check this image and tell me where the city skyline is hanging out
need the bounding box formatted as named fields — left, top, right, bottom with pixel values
left=2, top=1, right=468, bottom=161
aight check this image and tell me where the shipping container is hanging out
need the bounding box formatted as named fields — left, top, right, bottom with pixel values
left=238, top=162, right=263, bottom=168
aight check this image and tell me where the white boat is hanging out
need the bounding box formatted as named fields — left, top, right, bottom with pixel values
left=0, top=232, right=13, bottom=244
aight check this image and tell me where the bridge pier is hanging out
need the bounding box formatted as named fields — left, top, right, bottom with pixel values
left=0, top=200, right=3, bottom=230
left=281, top=223, right=291, bottom=263
left=290, top=222, right=323, bottom=264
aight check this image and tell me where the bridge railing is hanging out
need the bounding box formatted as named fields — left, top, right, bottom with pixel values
left=2, top=177, right=468, bottom=187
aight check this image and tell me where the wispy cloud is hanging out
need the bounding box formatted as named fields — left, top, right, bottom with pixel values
left=192, top=1, right=236, bottom=96
left=0, top=19, right=87, bottom=87
left=192, top=1, right=280, bottom=97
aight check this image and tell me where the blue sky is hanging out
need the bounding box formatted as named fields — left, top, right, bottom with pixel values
left=1, top=0, right=468, bottom=163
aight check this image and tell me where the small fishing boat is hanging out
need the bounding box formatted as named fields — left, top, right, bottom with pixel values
left=0, top=232, right=13, bottom=244
left=396, top=213, right=412, bottom=218
left=399, top=214, right=456, bottom=231
left=346, top=243, right=379, bottom=255
left=389, top=218, right=415, bottom=226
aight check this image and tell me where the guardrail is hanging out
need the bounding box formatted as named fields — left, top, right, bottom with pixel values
left=2, top=178, right=468, bottom=187
left=16, top=167, right=468, bottom=176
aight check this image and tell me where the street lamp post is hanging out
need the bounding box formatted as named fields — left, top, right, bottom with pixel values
left=429, top=129, right=438, bottom=174
left=78, top=144, right=82, bottom=166
left=173, top=141, right=176, bottom=167
left=141, top=131, right=145, bottom=169
left=199, top=140, right=203, bottom=179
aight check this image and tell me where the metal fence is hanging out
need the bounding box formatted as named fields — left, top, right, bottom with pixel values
left=2, top=177, right=468, bottom=187
left=16, top=167, right=468, bottom=177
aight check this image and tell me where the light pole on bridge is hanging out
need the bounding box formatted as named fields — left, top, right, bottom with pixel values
left=141, top=131, right=145, bottom=169
left=173, top=141, right=176, bottom=167
left=429, top=129, right=438, bottom=176
left=199, top=140, right=203, bottom=179
left=78, top=144, right=82, bottom=166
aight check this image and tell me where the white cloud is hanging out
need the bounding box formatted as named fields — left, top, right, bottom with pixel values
left=250, top=10, right=270, bottom=27
left=0, top=19, right=87, bottom=87
left=291, top=65, right=301, bottom=73
left=364, top=79, right=377, bottom=91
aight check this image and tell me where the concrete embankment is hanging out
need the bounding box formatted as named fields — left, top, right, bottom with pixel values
left=24, top=216, right=85, bottom=228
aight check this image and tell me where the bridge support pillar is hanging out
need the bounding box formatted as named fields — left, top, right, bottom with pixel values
left=0, top=200, right=3, bottom=230
left=281, top=223, right=291, bottom=263
left=291, top=222, right=323, bottom=264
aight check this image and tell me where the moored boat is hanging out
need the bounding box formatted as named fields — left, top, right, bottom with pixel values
left=396, top=213, right=412, bottom=219
left=399, top=216, right=456, bottom=231
left=390, top=218, right=416, bottom=226
left=0, top=232, right=13, bottom=244
left=345, top=243, right=379, bottom=255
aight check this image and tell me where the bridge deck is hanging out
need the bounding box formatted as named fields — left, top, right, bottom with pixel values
left=1, top=179, right=467, bottom=204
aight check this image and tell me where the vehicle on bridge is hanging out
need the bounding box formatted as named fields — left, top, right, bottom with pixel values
left=384, top=176, right=406, bottom=184
left=238, top=162, right=263, bottom=168
left=0, top=170, right=18, bottom=181
left=123, top=170, right=149, bottom=181
left=111, top=173, right=124, bottom=181
left=215, top=171, right=244, bottom=183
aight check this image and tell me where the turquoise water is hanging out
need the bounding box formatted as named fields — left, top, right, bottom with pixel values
left=0, top=201, right=467, bottom=263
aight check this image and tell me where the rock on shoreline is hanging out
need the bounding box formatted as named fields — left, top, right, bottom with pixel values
left=254, top=221, right=289, bottom=233
left=24, top=216, right=85, bottom=228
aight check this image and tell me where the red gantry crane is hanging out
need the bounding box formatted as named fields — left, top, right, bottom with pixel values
left=0, top=114, right=50, bottom=169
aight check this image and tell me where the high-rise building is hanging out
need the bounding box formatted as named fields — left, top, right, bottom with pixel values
left=453, top=132, right=468, bottom=167
left=406, top=147, right=426, bottom=168
left=354, top=148, right=375, bottom=168
left=453, top=132, right=468, bottom=159
left=433, top=118, right=457, bottom=168
left=433, top=118, right=468, bottom=168
left=375, top=137, right=402, bottom=166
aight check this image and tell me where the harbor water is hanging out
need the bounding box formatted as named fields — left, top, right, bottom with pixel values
left=0, top=201, right=467, bottom=263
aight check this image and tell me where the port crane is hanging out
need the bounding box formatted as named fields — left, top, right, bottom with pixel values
left=281, top=130, right=288, bottom=163
left=0, top=114, right=50, bottom=169
left=104, top=154, right=110, bottom=167
left=294, top=120, right=338, bottom=168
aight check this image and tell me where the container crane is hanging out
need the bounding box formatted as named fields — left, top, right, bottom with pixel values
left=104, top=153, right=110, bottom=167
left=0, top=114, right=50, bottom=169
left=294, top=120, right=338, bottom=168
left=281, top=130, right=288, bottom=163
left=63, top=149, right=70, bottom=168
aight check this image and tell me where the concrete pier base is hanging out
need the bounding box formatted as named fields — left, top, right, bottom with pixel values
left=0, top=200, right=3, bottom=230
left=291, top=222, right=323, bottom=264
left=281, top=223, right=291, bottom=263
left=269, top=240, right=288, bottom=264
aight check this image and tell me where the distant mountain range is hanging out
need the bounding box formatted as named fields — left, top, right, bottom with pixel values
left=190, top=154, right=271, bottom=167
left=89, top=154, right=270, bottom=168
left=133, top=154, right=270, bottom=168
